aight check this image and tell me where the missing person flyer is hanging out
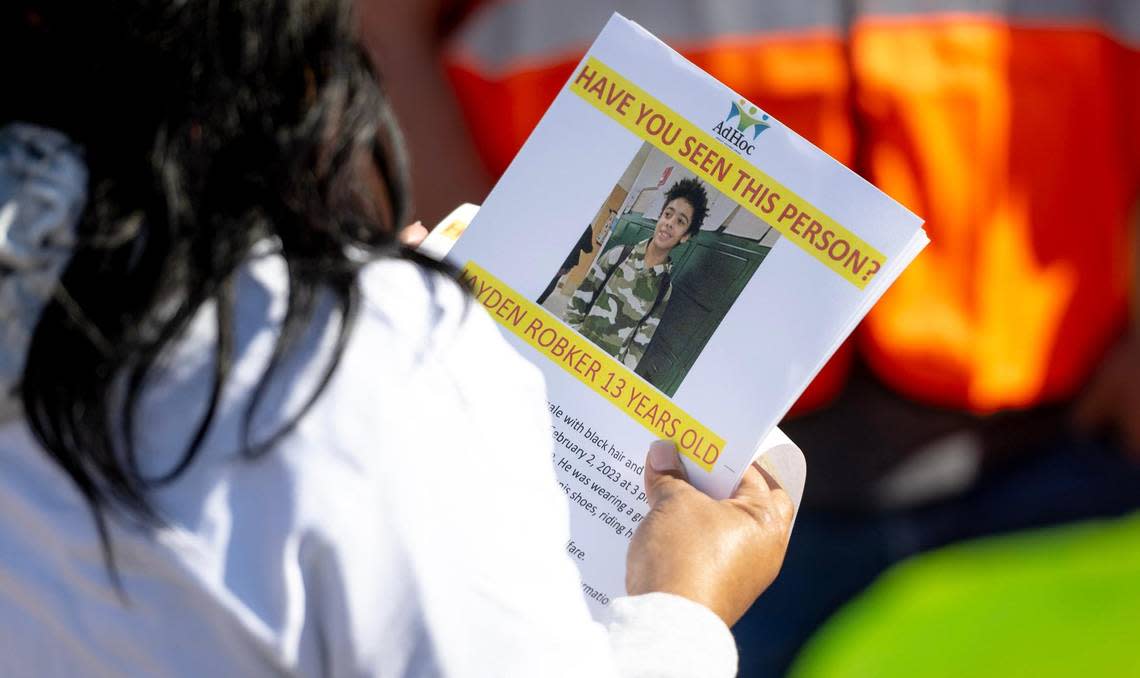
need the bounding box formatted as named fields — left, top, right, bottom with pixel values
left=444, top=14, right=928, bottom=616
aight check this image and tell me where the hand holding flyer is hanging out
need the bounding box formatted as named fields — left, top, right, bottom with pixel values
left=434, top=14, right=928, bottom=616
left=626, top=441, right=796, bottom=627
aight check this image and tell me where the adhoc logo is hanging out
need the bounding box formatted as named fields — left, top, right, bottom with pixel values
left=713, top=98, right=771, bottom=156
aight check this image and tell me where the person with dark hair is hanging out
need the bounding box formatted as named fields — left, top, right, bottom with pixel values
left=563, top=177, right=709, bottom=370
left=0, top=2, right=791, bottom=676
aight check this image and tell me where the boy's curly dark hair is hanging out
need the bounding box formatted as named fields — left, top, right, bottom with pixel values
left=663, top=177, right=710, bottom=236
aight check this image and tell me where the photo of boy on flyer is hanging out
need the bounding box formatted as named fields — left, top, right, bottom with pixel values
left=562, top=178, right=710, bottom=369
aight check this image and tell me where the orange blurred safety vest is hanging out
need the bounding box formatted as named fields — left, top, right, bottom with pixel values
left=442, top=1, right=1140, bottom=414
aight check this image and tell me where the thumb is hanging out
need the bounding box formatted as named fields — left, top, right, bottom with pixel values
left=643, top=440, right=689, bottom=508
left=399, top=221, right=428, bottom=246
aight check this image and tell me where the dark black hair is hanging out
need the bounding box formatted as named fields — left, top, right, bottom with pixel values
left=662, top=177, right=709, bottom=236
left=2, top=0, right=443, bottom=577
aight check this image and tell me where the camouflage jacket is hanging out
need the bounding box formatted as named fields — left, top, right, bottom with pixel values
left=563, top=240, right=672, bottom=369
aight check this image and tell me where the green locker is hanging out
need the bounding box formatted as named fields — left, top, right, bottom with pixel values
left=603, top=212, right=773, bottom=397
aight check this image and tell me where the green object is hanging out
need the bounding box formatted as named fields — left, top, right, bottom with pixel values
left=606, top=213, right=772, bottom=396
left=790, top=513, right=1140, bottom=678
left=563, top=240, right=672, bottom=370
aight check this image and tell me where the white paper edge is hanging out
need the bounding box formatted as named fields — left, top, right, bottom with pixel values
left=417, top=203, right=480, bottom=260
left=751, top=427, right=806, bottom=530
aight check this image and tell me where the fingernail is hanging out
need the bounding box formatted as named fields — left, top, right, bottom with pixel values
left=648, top=440, right=681, bottom=472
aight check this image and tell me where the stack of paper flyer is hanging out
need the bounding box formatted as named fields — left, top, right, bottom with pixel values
left=430, top=14, right=928, bottom=616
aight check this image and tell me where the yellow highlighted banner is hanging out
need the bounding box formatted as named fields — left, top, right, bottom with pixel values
left=460, top=261, right=726, bottom=472
left=570, top=57, right=886, bottom=289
